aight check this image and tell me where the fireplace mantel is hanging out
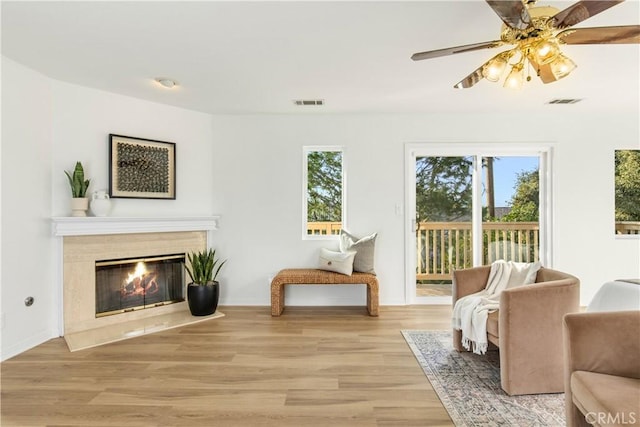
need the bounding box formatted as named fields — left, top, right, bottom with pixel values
left=51, top=216, right=220, bottom=236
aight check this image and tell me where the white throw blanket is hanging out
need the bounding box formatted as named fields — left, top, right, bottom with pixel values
left=452, top=260, right=541, bottom=355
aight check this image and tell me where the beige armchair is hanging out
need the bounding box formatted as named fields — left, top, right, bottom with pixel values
left=452, top=266, right=580, bottom=396
left=563, top=311, right=640, bottom=427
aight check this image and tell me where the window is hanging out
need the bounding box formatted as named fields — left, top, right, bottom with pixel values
left=615, top=149, right=640, bottom=236
left=302, top=147, right=345, bottom=239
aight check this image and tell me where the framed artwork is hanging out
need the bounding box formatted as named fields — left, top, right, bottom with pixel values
left=109, top=134, right=176, bottom=199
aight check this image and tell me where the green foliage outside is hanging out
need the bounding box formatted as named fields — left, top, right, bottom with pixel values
left=415, top=156, right=473, bottom=222
left=615, top=150, right=640, bottom=221
left=307, top=151, right=342, bottom=222
left=415, top=155, right=540, bottom=223
left=415, top=156, right=473, bottom=274
left=501, top=169, right=539, bottom=222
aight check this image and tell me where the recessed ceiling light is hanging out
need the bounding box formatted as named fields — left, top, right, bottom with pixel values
left=155, top=78, right=178, bottom=89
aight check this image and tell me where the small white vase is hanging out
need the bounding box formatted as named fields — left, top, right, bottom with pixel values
left=90, top=190, right=112, bottom=217
left=70, top=197, right=89, bottom=217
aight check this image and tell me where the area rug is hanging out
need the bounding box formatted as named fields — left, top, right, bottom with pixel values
left=402, top=330, right=565, bottom=427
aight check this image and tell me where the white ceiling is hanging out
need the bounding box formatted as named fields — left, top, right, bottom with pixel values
left=2, top=0, right=639, bottom=114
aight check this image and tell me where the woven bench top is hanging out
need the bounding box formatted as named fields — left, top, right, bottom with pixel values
left=272, top=268, right=377, bottom=285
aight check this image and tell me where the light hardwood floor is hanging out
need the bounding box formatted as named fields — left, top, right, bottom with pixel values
left=1, top=305, right=454, bottom=427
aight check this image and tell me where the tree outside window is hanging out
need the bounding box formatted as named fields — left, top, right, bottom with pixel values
left=303, top=148, right=344, bottom=237
left=615, top=149, right=640, bottom=235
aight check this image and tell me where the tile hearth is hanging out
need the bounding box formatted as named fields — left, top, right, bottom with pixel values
left=65, top=310, right=225, bottom=352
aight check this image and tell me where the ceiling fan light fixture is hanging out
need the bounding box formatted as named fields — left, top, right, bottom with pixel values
left=410, top=0, right=636, bottom=90
left=549, top=53, right=577, bottom=79
left=503, top=63, right=525, bottom=89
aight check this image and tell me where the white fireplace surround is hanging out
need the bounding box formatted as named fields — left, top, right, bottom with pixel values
left=51, top=216, right=220, bottom=337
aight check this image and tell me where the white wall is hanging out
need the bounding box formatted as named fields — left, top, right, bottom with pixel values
left=209, top=115, right=408, bottom=307
left=550, top=115, right=640, bottom=301
left=51, top=81, right=216, bottom=217
left=1, top=57, right=55, bottom=360
left=211, top=114, right=640, bottom=308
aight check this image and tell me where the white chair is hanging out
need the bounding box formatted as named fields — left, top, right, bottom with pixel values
left=586, top=279, right=640, bottom=312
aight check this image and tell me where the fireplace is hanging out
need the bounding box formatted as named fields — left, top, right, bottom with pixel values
left=51, top=217, right=221, bottom=351
left=95, top=254, right=185, bottom=317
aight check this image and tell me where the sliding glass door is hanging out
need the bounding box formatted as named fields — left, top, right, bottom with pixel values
left=406, top=144, right=551, bottom=304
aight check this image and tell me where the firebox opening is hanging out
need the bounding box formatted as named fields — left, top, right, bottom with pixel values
left=95, top=253, right=185, bottom=318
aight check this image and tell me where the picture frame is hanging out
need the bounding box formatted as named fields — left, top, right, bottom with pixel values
left=109, top=134, right=176, bottom=199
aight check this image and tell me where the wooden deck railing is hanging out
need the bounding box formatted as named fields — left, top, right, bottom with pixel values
left=307, top=222, right=342, bottom=235
left=616, top=221, right=640, bottom=235
left=417, top=221, right=540, bottom=281
left=308, top=221, right=639, bottom=280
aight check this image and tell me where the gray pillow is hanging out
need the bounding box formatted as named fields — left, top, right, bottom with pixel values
left=339, top=230, right=377, bottom=275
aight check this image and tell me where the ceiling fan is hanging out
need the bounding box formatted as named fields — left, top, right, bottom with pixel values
left=411, top=0, right=640, bottom=89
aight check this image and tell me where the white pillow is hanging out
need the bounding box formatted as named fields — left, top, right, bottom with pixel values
left=318, top=248, right=356, bottom=276
left=339, top=230, right=377, bottom=275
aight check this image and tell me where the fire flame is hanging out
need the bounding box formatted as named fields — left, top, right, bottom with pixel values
left=121, top=261, right=159, bottom=298
left=126, top=262, right=148, bottom=284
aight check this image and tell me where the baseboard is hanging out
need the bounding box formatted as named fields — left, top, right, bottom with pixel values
left=1, top=328, right=57, bottom=362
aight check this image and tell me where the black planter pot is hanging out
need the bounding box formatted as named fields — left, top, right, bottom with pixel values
left=187, top=282, right=220, bottom=316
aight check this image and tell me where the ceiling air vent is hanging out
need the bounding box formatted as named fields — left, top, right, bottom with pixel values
left=547, top=98, right=582, bottom=105
left=294, top=99, right=324, bottom=106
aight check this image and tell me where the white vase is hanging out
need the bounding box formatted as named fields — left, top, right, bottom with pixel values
left=70, top=197, right=89, bottom=217
left=90, top=190, right=112, bottom=217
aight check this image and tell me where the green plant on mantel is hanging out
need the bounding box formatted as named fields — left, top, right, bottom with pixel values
left=185, top=249, right=227, bottom=285
left=64, top=161, right=91, bottom=198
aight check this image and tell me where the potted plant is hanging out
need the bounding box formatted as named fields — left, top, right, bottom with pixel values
left=185, top=248, right=227, bottom=316
left=64, top=161, right=91, bottom=217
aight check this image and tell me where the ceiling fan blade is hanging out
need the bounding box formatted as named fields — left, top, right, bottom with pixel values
left=558, top=25, right=640, bottom=44
left=411, top=40, right=503, bottom=61
left=529, top=59, right=558, bottom=84
left=551, top=1, right=624, bottom=29
left=485, top=0, right=531, bottom=30
left=453, top=65, right=485, bottom=89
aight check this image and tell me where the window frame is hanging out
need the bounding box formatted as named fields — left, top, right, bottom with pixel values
left=302, top=146, right=347, bottom=240
left=614, top=149, right=640, bottom=239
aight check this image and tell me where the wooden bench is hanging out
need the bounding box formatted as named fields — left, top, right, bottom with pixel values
left=270, top=268, right=379, bottom=316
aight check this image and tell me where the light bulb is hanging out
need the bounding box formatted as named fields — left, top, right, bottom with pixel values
left=503, top=64, right=524, bottom=90
left=549, top=54, right=577, bottom=80
left=482, top=51, right=512, bottom=83
left=534, top=39, right=560, bottom=65
left=483, top=60, right=507, bottom=82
